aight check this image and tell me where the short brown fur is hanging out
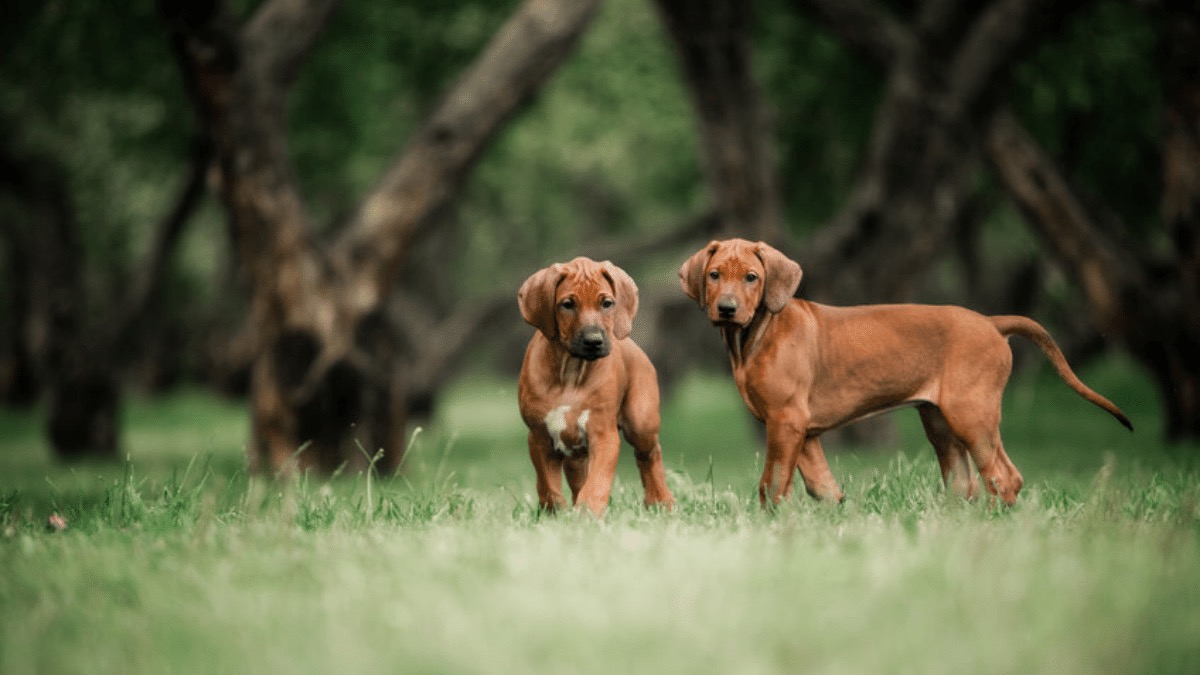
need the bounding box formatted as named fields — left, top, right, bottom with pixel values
left=679, top=238, right=1131, bottom=506
left=518, top=257, right=674, bottom=516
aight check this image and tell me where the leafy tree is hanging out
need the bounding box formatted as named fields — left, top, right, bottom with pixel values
left=0, top=4, right=210, bottom=457
left=160, top=0, right=606, bottom=475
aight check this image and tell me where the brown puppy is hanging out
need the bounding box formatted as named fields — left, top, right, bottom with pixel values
left=518, top=257, right=674, bottom=516
left=679, top=238, right=1131, bottom=506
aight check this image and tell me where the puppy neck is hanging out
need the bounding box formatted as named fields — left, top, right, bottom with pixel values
left=721, top=307, right=772, bottom=369
left=548, top=342, right=594, bottom=389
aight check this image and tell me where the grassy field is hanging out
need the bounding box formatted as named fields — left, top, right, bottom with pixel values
left=1, top=356, right=1198, bottom=674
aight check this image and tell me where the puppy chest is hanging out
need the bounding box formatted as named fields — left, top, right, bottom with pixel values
left=542, top=403, right=593, bottom=457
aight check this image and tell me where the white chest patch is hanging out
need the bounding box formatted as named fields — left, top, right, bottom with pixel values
left=544, top=405, right=590, bottom=457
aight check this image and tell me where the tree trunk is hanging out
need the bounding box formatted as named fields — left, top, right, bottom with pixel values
left=0, top=222, right=40, bottom=407
left=986, top=107, right=1200, bottom=440
left=1, top=116, right=211, bottom=458
left=654, top=0, right=785, bottom=241
left=1157, top=0, right=1200, bottom=438
left=794, top=0, right=1088, bottom=304
left=163, top=0, right=605, bottom=476
left=0, top=137, right=120, bottom=458
left=34, top=165, right=121, bottom=460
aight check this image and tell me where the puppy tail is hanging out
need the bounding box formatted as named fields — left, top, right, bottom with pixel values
left=990, top=315, right=1133, bottom=431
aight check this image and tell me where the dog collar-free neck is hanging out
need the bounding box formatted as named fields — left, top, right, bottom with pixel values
left=556, top=352, right=593, bottom=388
left=721, top=307, right=771, bottom=368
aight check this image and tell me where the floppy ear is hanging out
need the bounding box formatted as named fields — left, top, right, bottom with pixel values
left=678, top=240, right=720, bottom=307
left=518, top=264, right=565, bottom=339
left=755, top=241, right=802, bottom=313
left=601, top=261, right=638, bottom=340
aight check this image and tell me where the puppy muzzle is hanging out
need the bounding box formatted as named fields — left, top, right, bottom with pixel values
left=717, top=297, right=738, bottom=320
left=569, top=326, right=611, bottom=360
left=712, top=296, right=746, bottom=326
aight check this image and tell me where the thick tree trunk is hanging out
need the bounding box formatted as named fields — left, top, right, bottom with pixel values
left=0, top=139, right=120, bottom=458
left=164, top=0, right=604, bottom=476
left=654, top=0, right=784, bottom=241
left=1158, top=0, right=1200, bottom=438
left=35, top=169, right=121, bottom=460
left=164, top=0, right=402, bottom=475
left=1, top=117, right=212, bottom=459
left=0, top=223, right=39, bottom=407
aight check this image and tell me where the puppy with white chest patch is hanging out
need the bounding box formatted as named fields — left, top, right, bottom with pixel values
left=517, top=257, right=674, bottom=516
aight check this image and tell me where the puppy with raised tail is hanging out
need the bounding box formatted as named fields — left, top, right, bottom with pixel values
left=679, top=238, right=1131, bottom=507
left=518, top=257, right=674, bottom=516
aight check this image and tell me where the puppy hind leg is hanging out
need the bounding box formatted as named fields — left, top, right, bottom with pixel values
left=918, top=405, right=978, bottom=500
left=935, top=395, right=1023, bottom=505
left=954, top=423, right=1022, bottom=506
left=989, top=440, right=1023, bottom=503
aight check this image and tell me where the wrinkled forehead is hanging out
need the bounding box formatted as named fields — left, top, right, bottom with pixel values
left=555, top=261, right=613, bottom=300
left=709, top=241, right=763, bottom=276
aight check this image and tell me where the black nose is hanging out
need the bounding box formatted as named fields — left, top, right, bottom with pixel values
left=581, top=328, right=605, bottom=348
left=572, top=326, right=610, bottom=360
left=717, top=298, right=737, bottom=319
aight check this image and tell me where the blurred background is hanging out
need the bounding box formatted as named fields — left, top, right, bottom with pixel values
left=0, top=0, right=1196, bottom=477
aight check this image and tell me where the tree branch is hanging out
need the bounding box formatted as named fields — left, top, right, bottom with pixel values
left=402, top=295, right=513, bottom=404
left=110, top=137, right=213, bottom=350
left=582, top=211, right=721, bottom=264
left=985, top=109, right=1142, bottom=330
left=915, top=0, right=973, bottom=43
left=945, top=0, right=1087, bottom=118
left=245, top=0, right=344, bottom=88
left=162, top=0, right=323, bottom=324
left=791, top=0, right=912, bottom=68
left=333, top=0, right=605, bottom=306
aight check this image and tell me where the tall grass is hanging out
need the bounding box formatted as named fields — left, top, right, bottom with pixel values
left=1, top=359, right=1198, bottom=674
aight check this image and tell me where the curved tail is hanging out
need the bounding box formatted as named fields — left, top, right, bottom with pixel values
left=990, top=315, right=1133, bottom=431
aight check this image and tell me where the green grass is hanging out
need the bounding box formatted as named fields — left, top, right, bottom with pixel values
left=2, top=356, right=1199, bottom=674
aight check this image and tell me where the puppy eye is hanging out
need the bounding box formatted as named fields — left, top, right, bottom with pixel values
left=745, top=272, right=759, bottom=283
left=708, top=270, right=720, bottom=280
left=559, top=299, right=575, bottom=311
left=601, top=298, right=615, bottom=310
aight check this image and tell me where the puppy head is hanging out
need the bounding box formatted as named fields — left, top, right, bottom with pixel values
left=518, top=257, right=639, bottom=360
left=678, top=238, right=801, bottom=326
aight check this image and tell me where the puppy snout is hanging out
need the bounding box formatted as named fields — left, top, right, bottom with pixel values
left=581, top=328, right=605, bottom=348
left=572, top=326, right=611, bottom=360
left=717, top=297, right=738, bottom=320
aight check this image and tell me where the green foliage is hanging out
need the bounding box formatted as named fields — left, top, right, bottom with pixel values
left=1, top=3, right=222, bottom=336
left=452, top=0, right=704, bottom=291
left=1011, top=1, right=1160, bottom=235
left=289, top=1, right=523, bottom=226
left=755, top=0, right=883, bottom=234
left=290, top=0, right=705, bottom=292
